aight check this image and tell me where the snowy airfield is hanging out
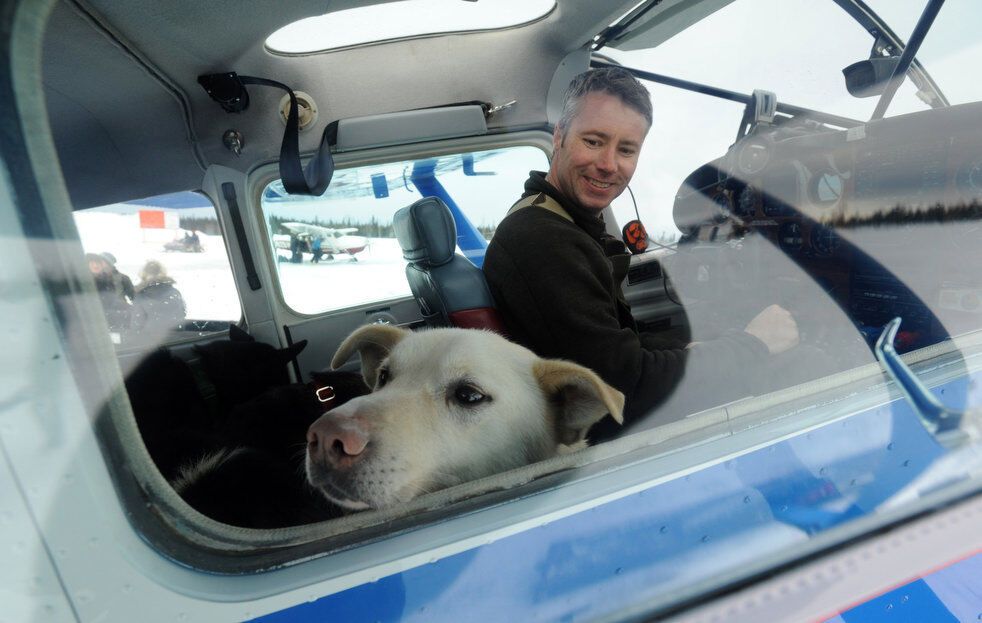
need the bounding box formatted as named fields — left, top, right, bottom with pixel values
left=74, top=211, right=414, bottom=319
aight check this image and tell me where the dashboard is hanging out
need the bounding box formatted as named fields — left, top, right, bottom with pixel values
left=670, top=101, right=982, bottom=355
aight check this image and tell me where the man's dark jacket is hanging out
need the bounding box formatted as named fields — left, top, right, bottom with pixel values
left=483, top=172, right=767, bottom=440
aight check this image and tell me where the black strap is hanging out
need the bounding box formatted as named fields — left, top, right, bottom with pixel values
left=238, top=76, right=336, bottom=195
left=199, top=74, right=491, bottom=197
left=283, top=324, right=303, bottom=382
left=222, top=182, right=261, bottom=291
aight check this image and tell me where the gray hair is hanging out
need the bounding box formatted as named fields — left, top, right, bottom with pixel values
left=556, top=67, right=652, bottom=138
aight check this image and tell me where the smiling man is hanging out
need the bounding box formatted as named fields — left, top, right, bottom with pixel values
left=483, top=67, right=798, bottom=441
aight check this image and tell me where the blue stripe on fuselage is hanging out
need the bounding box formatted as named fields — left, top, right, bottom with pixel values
left=251, top=372, right=975, bottom=622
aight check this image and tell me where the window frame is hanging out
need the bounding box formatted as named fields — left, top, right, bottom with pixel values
left=73, top=189, right=246, bottom=354
left=83, top=125, right=982, bottom=579
left=249, top=131, right=554, bottom=320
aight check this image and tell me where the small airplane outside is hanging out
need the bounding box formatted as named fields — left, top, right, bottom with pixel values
left=273, top=222, right=369, bottom=262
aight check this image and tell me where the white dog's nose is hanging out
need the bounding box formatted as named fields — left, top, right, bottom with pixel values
left=307, top=413, right=370, bottom=468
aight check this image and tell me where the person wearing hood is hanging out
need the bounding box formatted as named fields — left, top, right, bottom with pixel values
left=134, top=260, right=187, bottom=330
left=86, top=252, right=134, bottom=335
left=100, top=251, right=135, bottom=301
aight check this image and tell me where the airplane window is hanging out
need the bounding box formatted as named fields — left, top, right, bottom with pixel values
left=902, top=1, right=982, bottom=108
left=608, top=83, right=746, bottom=241
left=594, top=0, right=982, bottom=433
left=605, top=0, right=923, bottom=239
left=265, top=0, right=555, bottom=54
left=73, top=191, right=242, bottom=346
left=261, top=145, right=549, bottom=315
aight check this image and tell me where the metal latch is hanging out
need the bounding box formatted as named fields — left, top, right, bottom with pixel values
left=875, top=317, right=978, bottom=448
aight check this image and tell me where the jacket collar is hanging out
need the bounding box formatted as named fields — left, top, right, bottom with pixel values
left=523, top=171, right=611, bottom=240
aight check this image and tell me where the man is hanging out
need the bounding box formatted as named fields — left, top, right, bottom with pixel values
left=483, top=67, right=798, bottom=441
left=99, top=251, right=135, bottom=301
left=86, top=252, right=134, bottom=335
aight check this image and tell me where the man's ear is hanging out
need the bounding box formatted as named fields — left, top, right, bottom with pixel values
left=331, top=324, right=410, bottom=388
left=552, top=123, right=563, bottom=151
left=533, top=359, right=625, bottom=445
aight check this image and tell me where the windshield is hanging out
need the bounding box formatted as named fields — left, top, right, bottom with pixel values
left=602, top=0, right=979, bottom=237
left=585, top=0, right=982, bottom=609
left=879, top=0, right=982, bottom=108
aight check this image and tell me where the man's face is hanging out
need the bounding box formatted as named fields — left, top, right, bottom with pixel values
left=547, top=91, right=649, bottom=214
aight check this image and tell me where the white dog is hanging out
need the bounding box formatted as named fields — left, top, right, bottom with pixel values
left=305, top=325, right=624, bottom=510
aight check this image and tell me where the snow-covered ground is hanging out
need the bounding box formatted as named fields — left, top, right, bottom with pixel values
left=73, top=211, right=413, bottom=319
left=271, top=238, right=411, bottom=314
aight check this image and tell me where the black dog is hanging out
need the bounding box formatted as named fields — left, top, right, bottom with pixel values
left=172, top=370, right=370, bottom=527
left=125, top=326, right=369, bottom=527
left=125, top=325, right=306, bottom=479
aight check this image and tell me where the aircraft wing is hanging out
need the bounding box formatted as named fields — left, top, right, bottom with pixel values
left=282, top=222, right=358, bottom=237
left=263, top=150, right=506, bottom=201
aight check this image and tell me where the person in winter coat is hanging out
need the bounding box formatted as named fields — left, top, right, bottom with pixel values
left=483, top=68, right=800, bottom=441
left=99, top=251, right=135, bottom=301
left=86, top=252, right=135, bottom=335
left=134, top=260, right=187, bottom=330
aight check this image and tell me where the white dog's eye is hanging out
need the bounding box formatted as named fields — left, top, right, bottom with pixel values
left=452, top=383, right=489, bottom=406
left=377, top=367, right=390, bottom=388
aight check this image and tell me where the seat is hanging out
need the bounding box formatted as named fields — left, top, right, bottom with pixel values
left=393, top=197, right=506, bottom=333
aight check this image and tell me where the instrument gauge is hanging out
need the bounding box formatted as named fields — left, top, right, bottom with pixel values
left=762, top=196, right=789, bottom=217
left=778, top=222, right=803, bottom=252
left=737, top=185, right=758, bottom=218
left=737, top=140, right=770, bottom=175
left=712, top=193, right=732, bottom=223
left=956, top=158, right=982, bottom=199
left=810, top=225, right=839, bottom=256
left=810, top=170, right=843, bottom=206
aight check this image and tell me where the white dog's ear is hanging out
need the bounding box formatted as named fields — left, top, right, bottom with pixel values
left=533, top=359, right=625, bottom=444
left=332, top=324, right=410, bottom=387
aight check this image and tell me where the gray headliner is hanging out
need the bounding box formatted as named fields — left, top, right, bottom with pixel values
left=43, top=0, right=641, bottom=208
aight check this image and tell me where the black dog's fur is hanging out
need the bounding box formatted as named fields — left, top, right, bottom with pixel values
left=124, top=326, right=369, bottom=528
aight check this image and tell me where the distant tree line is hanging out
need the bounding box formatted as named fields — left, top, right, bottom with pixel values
left=822, top=200, right=982, bottom=228
left=178, top=216, right=221, bottom=235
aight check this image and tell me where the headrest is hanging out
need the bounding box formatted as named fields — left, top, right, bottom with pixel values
left=393, top=196, right=457, bottom=267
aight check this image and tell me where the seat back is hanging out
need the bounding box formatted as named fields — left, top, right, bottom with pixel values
left=393, top=197, right=506, bottom=333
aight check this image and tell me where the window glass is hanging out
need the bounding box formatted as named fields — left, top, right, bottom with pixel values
left=597, top=0, right=982, bottom=413
left=262, top=145, right=549, bottom=315
left=610, top=83, right=745, bottom=241
left=266, top=0, right=555, bottom=54
left=604, top=0, right=967, bottom=239
left=73, top=191, right=241, bottom=345
left=899, top=0, right=982, bottom=108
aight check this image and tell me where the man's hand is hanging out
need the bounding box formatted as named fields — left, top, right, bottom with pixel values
left=744, top=304, right=799, bottom=354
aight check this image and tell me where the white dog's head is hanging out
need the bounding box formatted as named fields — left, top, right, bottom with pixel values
left=305, top=325, right=624, bottom=510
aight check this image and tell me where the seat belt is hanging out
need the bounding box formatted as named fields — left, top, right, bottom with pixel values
left=507, top=192, right=573, bottom=222
left=198, top=73, right=336, bottom=196
left=237, top=76, right=336, bottom=196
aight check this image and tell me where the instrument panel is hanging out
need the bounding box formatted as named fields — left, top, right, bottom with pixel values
left=672, top=101, right=982, bottom=352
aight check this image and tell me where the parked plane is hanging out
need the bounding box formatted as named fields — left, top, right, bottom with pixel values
left=274, top=222, right=369, bottom=262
